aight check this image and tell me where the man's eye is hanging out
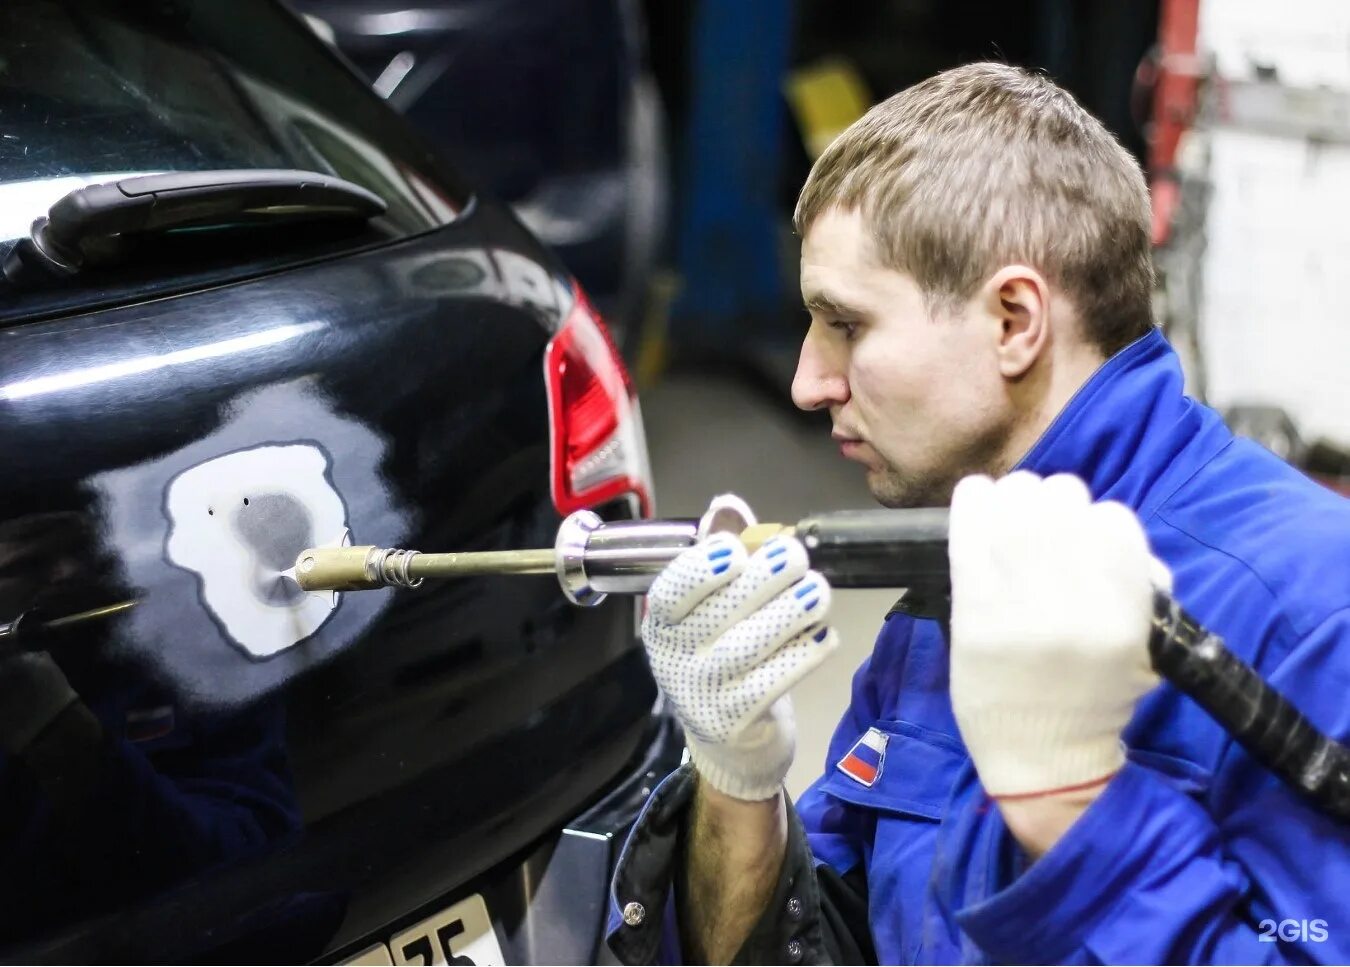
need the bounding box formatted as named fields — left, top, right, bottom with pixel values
left=829, top=319, right=859, bottom=340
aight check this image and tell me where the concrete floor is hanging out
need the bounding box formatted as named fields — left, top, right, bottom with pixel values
left=641, top=371, right=898, bottom=799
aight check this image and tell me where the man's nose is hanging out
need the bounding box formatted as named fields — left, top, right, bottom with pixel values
left=791, top=324, right=849, bottom=412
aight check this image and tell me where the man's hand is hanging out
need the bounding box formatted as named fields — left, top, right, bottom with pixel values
left=948, top=472, right=1169, bottom=855
left=643, top=531, right=839, bottom=801
left=643, top=529, right=838, bottom=961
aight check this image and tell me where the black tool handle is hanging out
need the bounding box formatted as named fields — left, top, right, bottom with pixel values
left=794, top=508, right=950, bottom=587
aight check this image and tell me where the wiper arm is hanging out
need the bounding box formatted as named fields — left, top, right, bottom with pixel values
left=3, top=169, right=387, bottom=283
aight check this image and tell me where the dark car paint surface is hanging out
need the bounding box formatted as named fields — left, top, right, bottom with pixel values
left=1, top=2, right=675, bottom=962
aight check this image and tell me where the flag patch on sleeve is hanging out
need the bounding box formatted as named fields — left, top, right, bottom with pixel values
left=836, top=726, right=888, bottom=787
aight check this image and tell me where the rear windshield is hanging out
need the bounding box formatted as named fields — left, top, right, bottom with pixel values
left=0, top=0, right=468, bottom=320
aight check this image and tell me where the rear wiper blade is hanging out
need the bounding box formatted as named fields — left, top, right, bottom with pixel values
left=3, top=169, right=387, bottom=284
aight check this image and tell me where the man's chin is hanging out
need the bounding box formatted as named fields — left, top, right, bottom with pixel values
left=865, top=468, right=957, bottom=509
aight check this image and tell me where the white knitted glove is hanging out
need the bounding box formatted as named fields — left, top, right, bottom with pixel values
left=949, top=472, right=1171, bottom=797
left=642, top=532, right=839, bottom=801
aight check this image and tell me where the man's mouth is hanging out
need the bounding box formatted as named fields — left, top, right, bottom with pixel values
left=832, top=430, right=868, bottom=462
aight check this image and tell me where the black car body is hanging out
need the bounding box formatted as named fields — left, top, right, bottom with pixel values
left=0, top=2, right=679, bottom=962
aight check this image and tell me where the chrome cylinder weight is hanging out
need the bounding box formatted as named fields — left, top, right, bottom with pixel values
left=554, top=513, right=701, bottom=606
left=555, top=510, right=606, bottom=606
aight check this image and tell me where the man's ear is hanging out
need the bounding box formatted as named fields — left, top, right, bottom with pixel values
left=980, top=265, right=1051, bottom=379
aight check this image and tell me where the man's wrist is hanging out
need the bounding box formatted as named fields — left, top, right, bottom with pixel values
left=702, top=772, right=788, bottom=821
left=685, top=725, right=793, bottom=802
left=694, top=772, right=787, bottom=847
left=993, top=773, right=1115, bottom=860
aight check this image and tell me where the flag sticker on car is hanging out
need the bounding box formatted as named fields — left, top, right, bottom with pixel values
left=837, top=727, right=888, bottom=787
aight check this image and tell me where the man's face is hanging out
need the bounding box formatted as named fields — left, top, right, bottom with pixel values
left=793, top=207, right=1015, bottom=508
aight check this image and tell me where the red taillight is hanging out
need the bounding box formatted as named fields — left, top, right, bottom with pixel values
left=545, top=286, right=653, bottom=517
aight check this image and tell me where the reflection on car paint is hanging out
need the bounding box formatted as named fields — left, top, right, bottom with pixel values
left=92, top=380, right=411, bottom=710
left=0, top=678, right=302, bottom=946
left=0, top=323, right=322, bottom=402
left=394, top=244, right=573, bottom=328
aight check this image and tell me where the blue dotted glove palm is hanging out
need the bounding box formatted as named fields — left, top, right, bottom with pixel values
left=642, top=532, right=839, bottom=800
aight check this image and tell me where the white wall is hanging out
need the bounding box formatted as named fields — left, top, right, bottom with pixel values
left=1200, top=0, right=1350, bottom=87
left=1190, top=1, right=1350, bottom=447
left=1198, top=129, right=1350, bottom=446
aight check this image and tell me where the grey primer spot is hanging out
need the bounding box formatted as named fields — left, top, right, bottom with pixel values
left=91, top=379, right=414, bottom=710
left=234, top=492, right=313, bottom=605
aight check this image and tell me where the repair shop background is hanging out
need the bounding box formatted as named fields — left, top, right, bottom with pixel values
left=637, top=0, right=1350, bottom=797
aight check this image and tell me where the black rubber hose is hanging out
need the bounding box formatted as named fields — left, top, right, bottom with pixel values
left=1149, top=590, right=1350, bottom=821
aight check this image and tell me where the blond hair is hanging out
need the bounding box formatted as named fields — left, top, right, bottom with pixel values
left=794, top=62, right=1155, bottom=356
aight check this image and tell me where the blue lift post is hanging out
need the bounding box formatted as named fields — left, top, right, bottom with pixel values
left=670, top=0, right=796, bottom=358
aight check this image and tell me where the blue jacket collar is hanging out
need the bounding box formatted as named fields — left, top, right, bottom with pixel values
left=1013, top=329, right=1229, bottom=516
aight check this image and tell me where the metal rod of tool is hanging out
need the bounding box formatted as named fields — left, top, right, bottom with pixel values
left=291, top=509, right=953, bottom=601
left=292, top=505, right=1350, bottom=822
left=293, top=513, right=710, bottom=602
left=410, top=549, right=557, bottom=578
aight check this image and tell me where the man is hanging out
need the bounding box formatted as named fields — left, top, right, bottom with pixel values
left=606, top=62, right=1350, bottom=964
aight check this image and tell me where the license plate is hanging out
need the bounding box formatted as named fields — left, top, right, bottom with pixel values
left=342, top=894, right=506, bottom=966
